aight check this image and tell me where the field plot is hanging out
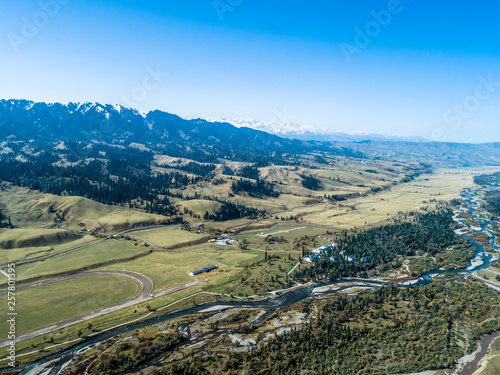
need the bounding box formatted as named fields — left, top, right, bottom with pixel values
left=13, top=239, right=145, bottom=281
left=0, top=229, right=95, bottom=264
left=0, top=274, right=138, bottom=337
left=129, top=226, right=207, bottom=248
left=0, top=281, right=214, bottom=365
left=97, top=246, right=263, bottom=292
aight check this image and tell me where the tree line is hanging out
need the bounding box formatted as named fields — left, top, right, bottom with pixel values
left=295, top=207, right=461, bottom=281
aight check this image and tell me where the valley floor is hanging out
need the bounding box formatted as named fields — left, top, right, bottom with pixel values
left=1, top=167, right=500, bottom=374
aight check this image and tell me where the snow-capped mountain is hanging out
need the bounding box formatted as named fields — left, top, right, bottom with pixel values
left=0, top=99, right=317, bottom=156
left=191, top=117, right=428, bottom=143
left=3, top=100, right=500, bottom=166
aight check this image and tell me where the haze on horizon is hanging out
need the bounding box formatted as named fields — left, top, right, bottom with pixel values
left=1, top=0, right=500, bottom=143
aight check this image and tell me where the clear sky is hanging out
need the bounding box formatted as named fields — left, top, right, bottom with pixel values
left=1, top=0, right=500, bottom=143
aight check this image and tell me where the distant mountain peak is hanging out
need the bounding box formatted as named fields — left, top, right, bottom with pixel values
left=185, top=117, right=428, bottom=143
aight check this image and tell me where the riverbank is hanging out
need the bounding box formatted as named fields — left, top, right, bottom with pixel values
left=458, top=332, right=500, bottom=375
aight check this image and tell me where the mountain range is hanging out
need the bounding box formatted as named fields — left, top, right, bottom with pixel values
left=195, top=117, right=428, bottom=143
left=1, top=99, right=500, bottom=167
left=0, top=100, right=367, bottom=163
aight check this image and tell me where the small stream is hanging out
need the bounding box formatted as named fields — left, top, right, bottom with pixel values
left=10, top=183, right=500, bottom=375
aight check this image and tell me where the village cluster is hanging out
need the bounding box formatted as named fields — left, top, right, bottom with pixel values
left=303, top=235, right=372, bottom=263
left=208, top=237, right=237, bottom=246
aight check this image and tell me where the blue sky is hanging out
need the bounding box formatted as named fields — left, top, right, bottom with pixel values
left=1, top=0, right=500, bottom=143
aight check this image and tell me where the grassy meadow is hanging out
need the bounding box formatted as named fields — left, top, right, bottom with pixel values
left=129, top=226, right=208, bottom=248
left=13, top=239, right=145, bottom=281
left=97, top=245, right=264, bottom=292
left=0, top=184, right=166, bottom=231
left=0, top=274, right=138, bottom=337
left=286, top=168, right=485, bottom=228
left=0, top=229, right=95, bottom=264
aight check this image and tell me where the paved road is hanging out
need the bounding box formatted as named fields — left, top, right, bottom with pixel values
left=256, top=226, right=308, bottom=237
left=0, top=271, right=202, bottom=348
left=287, top=262, right=300, bottom=276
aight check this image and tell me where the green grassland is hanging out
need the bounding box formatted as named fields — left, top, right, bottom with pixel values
left=260, top=164, right=395, bottom=196
left=0, top=249, right=294, bottom=367
left=175, top=199, right=222, bottom=215
left=162, top=167, right=484, bottom=234
left=208, top=254, right=295, bottom=295
left=236, top=222, right=333, bottom=252
left=0, top=282, right=221, bottom=366
left=0, top=161, right=490, bottom=370
left=0, top=184, right=167, bottom=232
left=129, top=226, right=207, bottom=248
left=13, top=239, right=145, bottom=281
left=476, top=336, right=500, bottom=375
left=0, top=274, right=138, bottom=337
left=97, top=245, right=264, bottom=292
left=489, top=336, right=500, bottom=357
left=0, top=231, right=95, bottom=264
left=477, top=263, right=500, bottom=281
left=205, top=217, right=275, bottom=234
left=0, top=228, right=81, bottom=249
left=479, top=355, right=500, bottom=375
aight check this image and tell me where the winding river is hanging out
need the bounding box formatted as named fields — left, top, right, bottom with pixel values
left=9, top=183, right=500, bottom=375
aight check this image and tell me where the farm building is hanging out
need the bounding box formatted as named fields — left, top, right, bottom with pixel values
left=189, top=265, right=218, bottom=276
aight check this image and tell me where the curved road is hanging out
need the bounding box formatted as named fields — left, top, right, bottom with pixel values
left=0, top=271, right=203, bottom=349
left=0, top=270, right=153, bottom=298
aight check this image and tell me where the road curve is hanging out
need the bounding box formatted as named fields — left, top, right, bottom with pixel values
left=0, top=270, right=202, bottom=348
left=0, top=270, right=153, bottom=298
